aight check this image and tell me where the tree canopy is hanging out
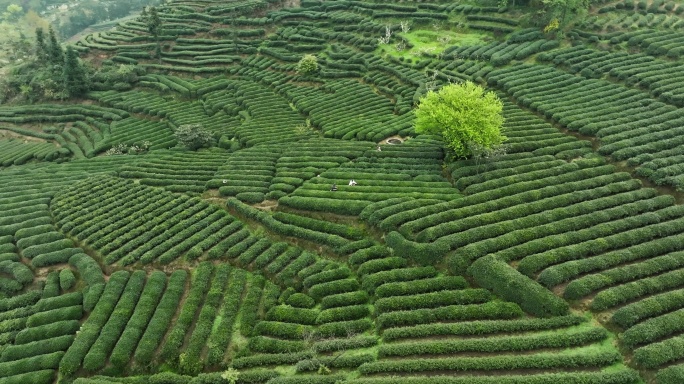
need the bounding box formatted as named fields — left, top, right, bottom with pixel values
left=414, top=81, right=505, bottom=158
left=296, top=54, right=318, bottom=75
left=541, top=0, right=592, bottom=29
left=62, top=45, right=89, bottom=97
left=174, top=124, right=215, bottom=150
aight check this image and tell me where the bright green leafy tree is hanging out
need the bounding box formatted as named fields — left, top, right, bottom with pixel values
left=297, top=54, right=318, bottom=75
left=414, top=81, right=505, bottom=158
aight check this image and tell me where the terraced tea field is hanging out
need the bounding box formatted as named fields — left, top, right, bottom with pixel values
left=4, top=0, right=684, bottom=383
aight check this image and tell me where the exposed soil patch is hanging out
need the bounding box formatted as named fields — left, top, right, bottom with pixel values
left=0, top=129, right=48, bottom=143
left=253, top=199, right=279, bottom=211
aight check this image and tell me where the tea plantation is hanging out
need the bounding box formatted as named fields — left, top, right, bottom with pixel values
left=2, top=0, right=684, bottom=383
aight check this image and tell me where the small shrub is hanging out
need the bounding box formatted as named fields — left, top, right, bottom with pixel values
left=286, top=293, right=316, bottom=308
left=59, top=269, right=76, bottom=291
left=236, top=192, right=265, bottom=204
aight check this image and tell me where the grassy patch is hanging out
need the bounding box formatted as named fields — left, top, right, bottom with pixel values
left=378, top=28, right=489, bottom=60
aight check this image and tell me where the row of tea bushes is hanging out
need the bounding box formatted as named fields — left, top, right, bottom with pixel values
left=0, top=139, right=66, bottom=167
left=279, top=80, right=413, bottom=142
left=280, top=136, right=459, bottom=215
left=52, top=176, right=243, bottom=265
left=117, top=148, right=233, bottom=194
left=227, top=198, right=369, bottom=255
left=487, top=63, right=684, bottom=190
left=364, top=252, right=630, bottom=380
left=209, top=145, right=282, bottom=200
left=539, top=45, right=684, bottom=106
left=57, top=264, right=279, bottom=378
left=229, top=80, right=313, bottom=146
left=268, top=139, right=373, bottom=199
left=0, top=286, right=84, bottom=384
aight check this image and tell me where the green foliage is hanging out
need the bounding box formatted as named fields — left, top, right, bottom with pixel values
left=63, top=45, right=89, bottom=97
left=133, top=270, right=187, bottom=370
left=346, top=371, right=641, bottom=383
left=147, top=6, right=162, bottom=38
left=286, top=293, right=315, bottom=308
left=0, top=4, right=680, bottom=384
left=297, top=54, right=318, bottom=75
left=47, top=26, right=63, bottom=67
left=541, top=0, right=592, bottom=28
left=360, top=349, right=621, bottom=373
left=2, top=4, right=23, bottom=22
left=221, top=368, right=240, bottom=384
left=468, top=256, right=569, bottom=318
left=59, top=269, right=76, bottom=291
left=309, top=278, right=360, bottom=300
left=174, top=124, right=215, bottom=151
left=374, top=289, right=491, bottom=313
left=657, top=364, right=684, bottom=384
left=15, top=320, right=80, bottom=344
left=382, top=315, right=586, bottom=341
left=316, top=304, right=370, bottom=324
left=320, top=290, right=369, bottom=309
left=378, top=327, right=607, bottom=357
left=59, top=271, right=129, bottom=377
left=376, top=301, right=522, bottom=329
left=375, top=276, right=468, bottom=298
left=235, top=192, right=265, bottom=204
left=414, top=81, right=504, bottom=158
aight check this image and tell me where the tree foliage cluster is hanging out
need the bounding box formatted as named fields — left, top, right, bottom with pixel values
left=414, top=81, right=505, bottom=159
left=523, top=0, right=593, bottom=32
left=174, top=124, right=216, bottom=150
left=1, top=26, right=144, bottom=103
left=297, top=54, right=319, bottom=75
left=0, top=26, right=86, bottom=101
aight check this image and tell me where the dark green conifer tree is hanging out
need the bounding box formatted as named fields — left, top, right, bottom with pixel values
left=139, top=6, right=148, bottom=22
left=35, top=27, right=46, bottom=59
left=148, top=7, right=163, bottom=63
left=62, top=45, right=89, bottom=97
left=47, top=26, right=63, bottom=67
left=147, top=7, right=162, bottom=38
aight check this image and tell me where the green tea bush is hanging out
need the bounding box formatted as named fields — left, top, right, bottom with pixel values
left=286, top=293, right=315, bottom=308
left=133, top=270, right=187, bottom=369
left=59, top=271, right=130, bottom=377
left=362, top=267, right=436, bottom=293
left=14, top=320, right=80, bottom=344
left=359, top=349, right=620, bottom=374
left=469, top=256, right=568, bottom=317
left=59, top=269, right=76, bottom=291
left=316, top=304, right=369, bottom=324
left=379, top=327, right=607, bottom=357
left=375, top=276, right=468, bottom=298
left=375, top=289, right=491, bottom=313
left=382, top=315, right=586, bottom=341
left=320, top=291, right=369, bottom=309
left=377, top=301, right=522, bottom=329
left=266, top=305, right=318, bottom=325
left=308, top=278, right=360, bottom=300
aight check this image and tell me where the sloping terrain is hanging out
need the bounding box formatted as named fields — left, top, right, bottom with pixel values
left=3, top=1, right=684, bottom=384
